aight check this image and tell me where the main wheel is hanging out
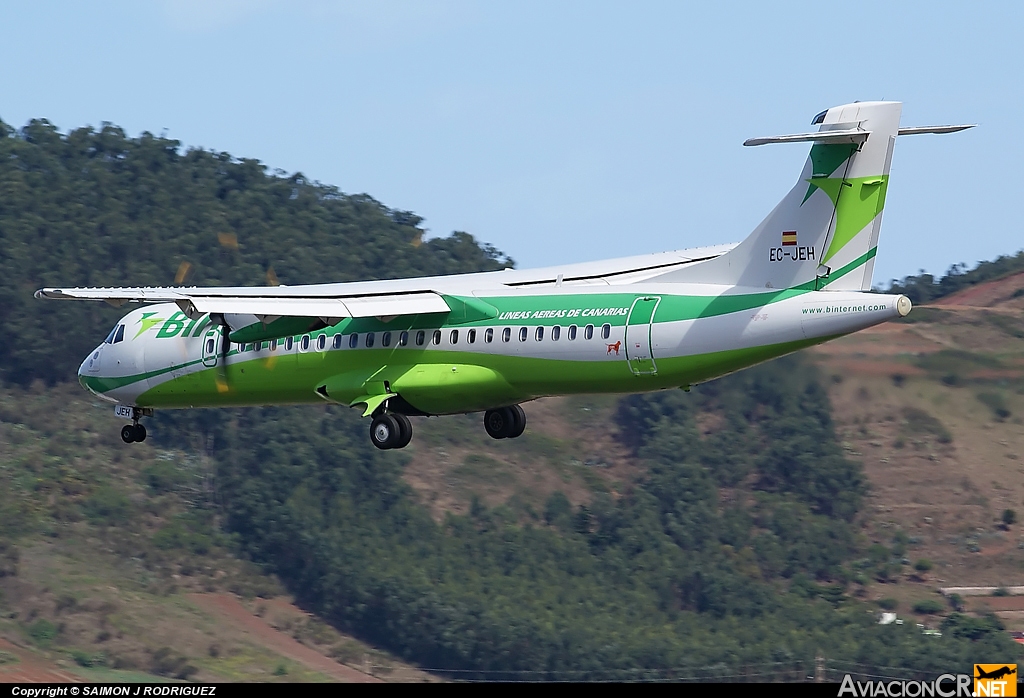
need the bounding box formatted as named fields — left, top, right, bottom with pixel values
left=392, top=413, right=413, bottom=449
left=484, top=408, right=512, bottom=439
left=507, top=405, right=526, bottom=438
left=370, top=414, right=400, bottom=450
left=121, top=425, right=136, bottom=443
left=133, top=424, right=147, bottom=442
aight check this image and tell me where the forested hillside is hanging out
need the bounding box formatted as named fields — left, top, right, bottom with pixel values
left=0, top=119, right=1018, bottom=680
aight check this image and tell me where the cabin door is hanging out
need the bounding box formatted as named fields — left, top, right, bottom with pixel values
left=624, top=296, right=661, bottom=375
left=201, top=327, right=221, bottom=368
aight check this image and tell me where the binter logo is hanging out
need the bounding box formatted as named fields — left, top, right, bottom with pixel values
left=975, top=664, right=1017, bottom=697
left=153, top=312, right=213, bottom=339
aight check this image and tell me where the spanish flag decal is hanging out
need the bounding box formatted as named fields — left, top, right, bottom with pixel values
left=782, top=231, right=798, bottom=247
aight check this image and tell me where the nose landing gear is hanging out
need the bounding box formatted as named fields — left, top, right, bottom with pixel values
left=118, top=406, right=152, bottom=444
left=484, top=405, right=526, bottom=439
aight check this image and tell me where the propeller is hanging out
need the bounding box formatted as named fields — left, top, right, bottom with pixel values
left=175, top=233, right=286, bottom=391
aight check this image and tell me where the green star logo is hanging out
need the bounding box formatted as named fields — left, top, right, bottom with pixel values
left=134, top=312, right=166, bottom=339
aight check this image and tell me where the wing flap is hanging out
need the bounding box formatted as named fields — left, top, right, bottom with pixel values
left=342, top=293, right=451, bottom=318
left=185, top=297, right=349, bottom=319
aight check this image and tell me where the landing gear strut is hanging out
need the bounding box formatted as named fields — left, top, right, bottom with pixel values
left=484, top=405, right=526, bottom=439
left=370, top=412, right=413, bottom=450
left=119, top=406, right=150, bottom=444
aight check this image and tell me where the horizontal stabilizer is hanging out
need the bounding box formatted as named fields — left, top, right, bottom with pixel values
left=743, top=128, right=868, bottom=147
left=897, top=124, right=976, bottom=136
left=745, top=124, right=975, bottom=147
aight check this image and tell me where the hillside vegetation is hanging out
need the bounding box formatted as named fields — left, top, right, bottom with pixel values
left=0, top=119, right=1019, bottom=680
left=884, top=251, right=1024, bottom=305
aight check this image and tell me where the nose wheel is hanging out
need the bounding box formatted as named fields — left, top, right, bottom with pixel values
left=121, top=423, right=147, bottom=443
left=484, top=405, right=526, bottom=439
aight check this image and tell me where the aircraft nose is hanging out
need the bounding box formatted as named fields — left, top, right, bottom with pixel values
left=78, top=347, right=101, bottom=392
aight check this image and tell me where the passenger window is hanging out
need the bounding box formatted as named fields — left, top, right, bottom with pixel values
left=519, top=327, right=528, bottom=342
left=416, top=330, right=425, bottom=346
left=365, top=333, right=375, bottom=348
left=269, top=339, right=278, bottom=351
left=568, top=325, right=577, bottom=340
left=585, top=325, right=594, bottom=340
left=349, top=334, right=359, bottom=349
left=468, top=329, right=476, bottom=344
left=206, top=338, right=215, bottom=354
left=300, top=335, right=310, bottom=351
left=601, top=324, right=611, bottom=340
left=114, top=325, right=125, bottom=343
left=317, top=334, right=327, bottom=351
left=333, top=334, right=343, bottom=350
left=552, top=326, right=561, bottom=341
left=450, top=329, right=459, bottom=344
left=399, top=331, right=409, bottom=346
left=382, top=331, right=392, bottom=347
left=285, top=337, right=294, bottom=351
left=535, top=327, right=544, bottom=341
left=502, top=328, right=511, bottom=342
left=485, top=328, right=493, bottom=343
left=432, top=330, right=441, bottom=345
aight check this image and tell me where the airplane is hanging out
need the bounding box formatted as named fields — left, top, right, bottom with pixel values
left=36, top=101, right=972, bottom=449
left=975, top=666, right=1017, bottom=681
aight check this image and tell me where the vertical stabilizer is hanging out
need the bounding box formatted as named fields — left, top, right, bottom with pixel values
left=655, top=101, right=902, bottom=290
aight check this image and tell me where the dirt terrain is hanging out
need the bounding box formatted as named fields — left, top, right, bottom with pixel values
left=807, top=272, right=1024, bottom=625
left=0, top=541, right=432, bottom=683
left=0, top=638, right=82, bottom=683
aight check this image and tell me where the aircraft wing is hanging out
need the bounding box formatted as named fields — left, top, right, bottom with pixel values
left=35, top=286, right=453, bottom=321
left=35, top=241, right=737, bottom=320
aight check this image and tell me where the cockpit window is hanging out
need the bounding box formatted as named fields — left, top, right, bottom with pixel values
left=104, top=326, right=118, bottom=344
left=113, top=325, right=125, bottom=343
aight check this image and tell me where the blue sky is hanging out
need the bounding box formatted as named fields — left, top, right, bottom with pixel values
left=2, top=1, right=1020, bottom=285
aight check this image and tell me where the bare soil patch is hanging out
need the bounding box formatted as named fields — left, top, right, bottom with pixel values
left=809, top=315, right=1024, bottom=597
left=0, top=638, right=81, bottom=683
left=186, top=594, right=381, bottom=683
left=932, top=271, right=1024, bottom=309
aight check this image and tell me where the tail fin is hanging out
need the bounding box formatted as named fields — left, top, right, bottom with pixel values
left=658, top=101, right=903, bottom=291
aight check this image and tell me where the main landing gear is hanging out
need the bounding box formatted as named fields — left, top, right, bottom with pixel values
left=484, top=405, right=526, bottom=440
left=370, top=412, right=413, bottom=450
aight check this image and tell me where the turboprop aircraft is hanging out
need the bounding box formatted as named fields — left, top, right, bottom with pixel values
left=37, top=101, right=972, bottom=448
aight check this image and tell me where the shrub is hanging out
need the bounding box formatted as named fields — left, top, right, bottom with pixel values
left=28, top=619, right=57, bottom=646
left=913, top=599, right=945, bottom=615
left=978, top=392, right=1012, bottom=421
